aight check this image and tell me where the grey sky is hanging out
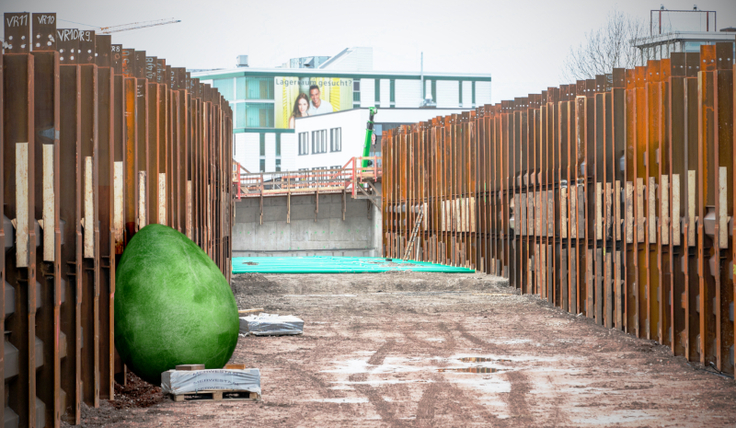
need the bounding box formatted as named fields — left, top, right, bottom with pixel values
left=2, top=0, right=735, bottom=103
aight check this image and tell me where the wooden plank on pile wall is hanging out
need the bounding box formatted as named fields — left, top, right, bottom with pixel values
left=32, top=30, right=65, bottom=424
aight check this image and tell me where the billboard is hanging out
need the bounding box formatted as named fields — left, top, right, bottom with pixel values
left=274, top=76, right=353, bottom=129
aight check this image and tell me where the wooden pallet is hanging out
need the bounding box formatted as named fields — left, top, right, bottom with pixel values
left=171, top=389, right=260, bottom=402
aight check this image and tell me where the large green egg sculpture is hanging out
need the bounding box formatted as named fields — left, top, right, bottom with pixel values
left=114, top=224, right=239, bottom=385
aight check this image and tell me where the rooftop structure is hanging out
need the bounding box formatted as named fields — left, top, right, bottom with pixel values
left=634, top=8, right=736, bottom=65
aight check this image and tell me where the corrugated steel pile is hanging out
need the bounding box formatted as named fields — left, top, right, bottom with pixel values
left=383, top=42, right=735, bottom=379
left=2, top=12, right=233, bottom=427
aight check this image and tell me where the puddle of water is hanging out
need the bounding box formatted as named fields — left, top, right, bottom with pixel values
left=283, top=294, right=357, bottom=298
left=331, top=379, right=435, bottom=387
left=498, top=339, right=533, bottom=345
left=459, top=357, right=512, bottom=363
left=312, top=397, right=368, bottom=404
left=453, top=377, right=511, bottom=394
left=438, top=367, right=507, bottom=374
left=571, top=410, right=657, bottom=425
left=321, top=359, right=369, bottom=374
left=322, top=358, right=433, bottom=375
left=450, top=354, right=560, bottom=363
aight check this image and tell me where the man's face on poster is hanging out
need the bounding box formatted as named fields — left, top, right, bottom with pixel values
left=310, top=88, right=321, bottom=107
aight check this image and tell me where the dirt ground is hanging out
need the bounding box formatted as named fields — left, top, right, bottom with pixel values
left=75, top=271, right=736, bottom=427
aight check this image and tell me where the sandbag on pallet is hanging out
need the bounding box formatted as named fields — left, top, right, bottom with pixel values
left=161, top=368, right=261, bottom=396
left=239, top=313, right=304, bottom=336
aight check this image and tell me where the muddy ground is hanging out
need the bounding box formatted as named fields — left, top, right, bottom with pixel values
left=76, top=271, right=736, bottom=427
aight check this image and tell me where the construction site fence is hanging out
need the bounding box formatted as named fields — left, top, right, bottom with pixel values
left=2, top=12, right=233, bottom=428
left=382, top=42, right=736, bottom=379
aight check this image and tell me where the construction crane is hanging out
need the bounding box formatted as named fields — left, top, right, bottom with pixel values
left=97, top=18, right=181, bottom=34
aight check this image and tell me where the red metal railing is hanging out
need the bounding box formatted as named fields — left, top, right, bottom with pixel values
left=232, top=156, right=381, bottom=200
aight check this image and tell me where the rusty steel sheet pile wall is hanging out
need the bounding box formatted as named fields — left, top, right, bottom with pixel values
left=2, top=12, right=233, bottom=428
left=383, top=42, right=735, bottom=379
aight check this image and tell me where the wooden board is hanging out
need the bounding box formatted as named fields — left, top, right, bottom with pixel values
left=172, top=390, right=260, bottom=402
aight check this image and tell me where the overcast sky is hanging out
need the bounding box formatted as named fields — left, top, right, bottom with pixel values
left=2, top=0, right=735, bottom=103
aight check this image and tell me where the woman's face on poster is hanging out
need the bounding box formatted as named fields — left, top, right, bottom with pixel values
left=298, top=97, right=309, bottom=115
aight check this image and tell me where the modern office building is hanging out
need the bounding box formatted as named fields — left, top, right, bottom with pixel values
left=192, top=47, right=492, bottom=173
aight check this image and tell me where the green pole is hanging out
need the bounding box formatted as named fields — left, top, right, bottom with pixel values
left=362, top=107, right=377, bottom=168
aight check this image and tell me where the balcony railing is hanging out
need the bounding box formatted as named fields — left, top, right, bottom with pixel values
left=232, top=156, right=381, bottom=199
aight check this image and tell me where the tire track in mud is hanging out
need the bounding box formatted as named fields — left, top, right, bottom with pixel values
left=414, top=378, right=442, bottom=425
left=346, top=329, right=452, bottom=426
left=436, top=322, right=458, bottom=353
left=453, top=321, right=542, bottom=425
left=415, top=376, right=504, bottom=427
left=367, top=339, right=395, bottom=366
left=348, top=373, right=409, bottom=427
left=357, top=337, right=411, bottom=425
left=266, top=357, right=342, bottom=399
left=545, top=375, right=570, bottom=426
left=402, top=322, right=458, bottom=359
left=353, top=321, right=509, bottom=426
left=503, top=370, right=534, bottom=425
left=454, top=321, right=515, bottom=355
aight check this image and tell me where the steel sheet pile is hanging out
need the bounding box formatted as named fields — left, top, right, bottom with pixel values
left=2, top=12, right=233, bottom=427
left=383, top=43, right=735, bottom=379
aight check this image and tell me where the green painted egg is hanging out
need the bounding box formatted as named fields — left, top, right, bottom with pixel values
left=114, top=224, right=239, bottom=384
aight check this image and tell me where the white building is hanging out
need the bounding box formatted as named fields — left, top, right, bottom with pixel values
left=192, top=47, right=492, bottom=173
left=291, top=108, right=472, bottom=172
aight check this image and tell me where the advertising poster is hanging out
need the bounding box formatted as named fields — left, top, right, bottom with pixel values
left=274, top=76, right=354, bottom=129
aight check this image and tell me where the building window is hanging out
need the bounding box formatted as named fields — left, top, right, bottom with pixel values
left=259, top=158, right=265, bottom=172
left=472, top=81, right=476, bottom=107
left=312, top=130, right=327, bottom=154
left=235, top=77, right=246, bottom=100
left=353, top=80, right=361, bottom=103
left=390, top=79, right=395, bottom=108
left=245, top=103, right=274, bottom=128
left=330, top=127, right=342, bottom=152
left=213, top=78, right=234, bottom=101
left=234, top=102, right=246, bottom=128
left=275, top=133, right=281, bottom=157
left=259, top=134, right=265, bottom=157
left=245, top=77, right=274, bottom=100
left=275, top=158, right=281, bottom=172
left=298, top=132, right=309, bottom=155
left=374, top=80, right=380, bottom=107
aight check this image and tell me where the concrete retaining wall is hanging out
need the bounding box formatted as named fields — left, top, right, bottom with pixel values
left=233, top=189, right=382, bottom=257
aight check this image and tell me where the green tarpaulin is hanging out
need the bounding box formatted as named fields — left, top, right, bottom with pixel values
left=232, top=256, right=475, bottom=274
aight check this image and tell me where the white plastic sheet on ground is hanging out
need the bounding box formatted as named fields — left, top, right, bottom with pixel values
left=239, top=313, right=304, bottom=336
left=161, top=368, right=261, bottom=395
